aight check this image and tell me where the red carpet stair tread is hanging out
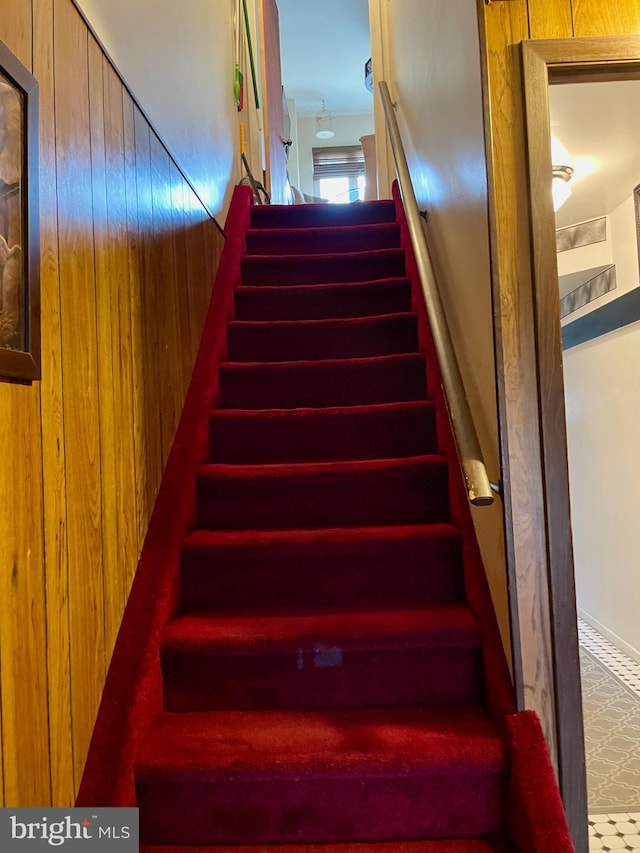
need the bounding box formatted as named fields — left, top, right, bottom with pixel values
left=135, top=198, right=512, bottom=848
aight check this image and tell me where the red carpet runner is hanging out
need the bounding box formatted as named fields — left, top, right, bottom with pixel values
left=78, top=187, right=574, bottom=852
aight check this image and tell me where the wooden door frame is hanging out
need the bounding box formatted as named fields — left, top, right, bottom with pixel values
left=521, top=33, right=640, bottom=846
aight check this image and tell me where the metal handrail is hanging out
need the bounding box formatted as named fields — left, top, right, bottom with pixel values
left=378, top=81, right=495, bottom=506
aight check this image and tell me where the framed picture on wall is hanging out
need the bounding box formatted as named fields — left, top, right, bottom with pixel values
left=0, top=39, right=39, bottom=382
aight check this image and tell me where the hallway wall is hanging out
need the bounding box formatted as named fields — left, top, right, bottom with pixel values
left=562, top=192, right=640, bottom=661
left=369, top=0, right=510, bottom=660
left=74, top=0, right=238, bottom=216
left=0, top=0, right=224, bottom=807
left=295, top=113, right=374, bottom=198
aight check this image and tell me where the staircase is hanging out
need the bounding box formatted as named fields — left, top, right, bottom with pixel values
left=78, top=188, right=574, bottom=852
left=134, top=197, right=513, bottom=850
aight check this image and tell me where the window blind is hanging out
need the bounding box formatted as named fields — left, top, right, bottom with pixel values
left=312, top=145, right=365, bottom=180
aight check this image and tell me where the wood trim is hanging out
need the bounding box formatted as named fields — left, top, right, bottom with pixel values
left=0, top=36, right=41, bottom=382
left=519, top=34, right=640, bottom=850
left=477, top=0, right=558, bottom=738
left=521, top=44, right=584, bottom=821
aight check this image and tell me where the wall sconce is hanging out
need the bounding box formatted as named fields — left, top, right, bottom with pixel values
left=315, top=100, right=334, bottom=139
left=364, top=58, right=373, bottom=93
left=552, top=165, right=574, bottom=212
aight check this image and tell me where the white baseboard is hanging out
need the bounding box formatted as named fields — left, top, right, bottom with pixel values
left=578, top=607, right=640, bottom=665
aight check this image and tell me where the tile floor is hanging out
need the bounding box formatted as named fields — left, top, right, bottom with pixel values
left=579, top=619, right=640, bottom=851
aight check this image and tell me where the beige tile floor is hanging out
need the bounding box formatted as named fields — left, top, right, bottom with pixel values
left=580, top=619, right=640, bottom=851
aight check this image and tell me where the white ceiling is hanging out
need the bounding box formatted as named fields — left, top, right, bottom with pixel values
left=277, top=0, right=373, bottom=117
left=549, top=80, right=640, bottom=228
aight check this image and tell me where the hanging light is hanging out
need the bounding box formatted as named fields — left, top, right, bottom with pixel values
left=315, top=100, right=334, bottom=139
left=364, top=58, right=373, bottom=93
left=552, top=165, right=574, bottom=212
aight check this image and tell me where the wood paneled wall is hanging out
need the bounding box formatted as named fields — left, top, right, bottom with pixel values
left=0, top=0, right=224, bottom=807
left=478, top=0, right=640, bottom=848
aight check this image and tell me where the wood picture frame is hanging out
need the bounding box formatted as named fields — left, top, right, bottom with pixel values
left=0, top=39, right=39, bottom=382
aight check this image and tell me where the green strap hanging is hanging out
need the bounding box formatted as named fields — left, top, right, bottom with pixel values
left=242, top=0, right=260, bottom=110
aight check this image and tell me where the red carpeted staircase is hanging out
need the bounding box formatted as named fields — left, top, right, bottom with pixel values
left=78, top=187, right=574, bottom=853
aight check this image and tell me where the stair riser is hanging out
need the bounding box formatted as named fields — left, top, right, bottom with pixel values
left=227, top=316, right=418, bottom=362
left=137, top=774, right=504, bottom=845
left=162, top=647, right=482, bottom=712
left=233, top=280, right=412, bottom=321
left=240, top=250, right=405, bottom=286
left=246, top=225, right=401, bottom=256
left=219, top=356, right=428, bottom=409
left=209, top=406, right=437, bottom=464
left=250, top=201, right=396, bottom=229
left=181, top=534, right=465, bottom=612
left=197, top=465, right=449, bottom=531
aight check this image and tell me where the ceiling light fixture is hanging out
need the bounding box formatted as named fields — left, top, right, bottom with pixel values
left=552, top=164, right=574, bottom=212
left=315, top=100, right=334, bottom=139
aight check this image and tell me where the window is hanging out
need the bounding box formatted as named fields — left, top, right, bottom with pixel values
left=313, top=145, right=365, bottom=204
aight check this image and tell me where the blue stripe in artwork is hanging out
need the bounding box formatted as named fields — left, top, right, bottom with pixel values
left=562, top=286, right=640, bottom=350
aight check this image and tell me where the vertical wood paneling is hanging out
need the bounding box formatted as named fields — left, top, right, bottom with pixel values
left=35, top=0, right=75, bottom=806
left=150, top=135, right=183, bottom=463
left=134, top=109, right=164, bottom=503
left=573, top=0, right=640, bottom=36
left=0, top=0, right=50, bottom=808
left=103, top=60, right=138, bottom=644
left=0, top=0, right=227, bottom=809
left=88, top=35, right=121, bottom=668
left=185, top=207, right=209, bottom=365
left=103, top=59, right=138, bottom=639
left=54, top=0, right=106, bottom=784
left=528, top=0, right=573, bottom=38
left=480, top=0, right=559, bottom=760
left=171, top=170, right=194, bottom=386
left=122, top=92, right=150, bottom=550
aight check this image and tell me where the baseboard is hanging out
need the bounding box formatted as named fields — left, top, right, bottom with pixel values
left=578, top=607, right=640, bottom=665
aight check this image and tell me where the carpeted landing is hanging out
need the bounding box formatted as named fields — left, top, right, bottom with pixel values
left=134, top=199, right=512, bottom=850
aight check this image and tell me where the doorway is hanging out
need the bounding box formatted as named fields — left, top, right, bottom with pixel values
left=522, top=35, right=640, bottom=848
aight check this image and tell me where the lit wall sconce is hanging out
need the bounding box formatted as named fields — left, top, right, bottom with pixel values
left=315, top=100, right=334, bottom=139
left=364, top=58, right=373, bottom=93
left=552, top=165, right=574, bottom=212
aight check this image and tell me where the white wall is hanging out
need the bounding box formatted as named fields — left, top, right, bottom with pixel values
left=562, top=192, right=640, bottom=660
left=75, top=0, right=239, bottom=216
left=295, top=112, right=374, bottom=197
left=374, top=0, right=510, bottom=653
left=557, top=236, right=612, bottom=283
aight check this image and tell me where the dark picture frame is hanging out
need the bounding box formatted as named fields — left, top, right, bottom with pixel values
left=0, top=39, right=39, bottom=382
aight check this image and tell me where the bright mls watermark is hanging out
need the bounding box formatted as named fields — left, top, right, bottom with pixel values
left=0, top=808, right=138, bottom=850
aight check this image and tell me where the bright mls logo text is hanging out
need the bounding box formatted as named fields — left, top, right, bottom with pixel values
left=0, top=808, right=138, bottom=850
left=10, top=814, right=132, bottom=846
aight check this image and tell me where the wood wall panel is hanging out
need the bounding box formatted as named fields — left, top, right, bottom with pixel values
left=572, top=0, right=640, bottom=37
left=103, top=60, right=139, bottom=649
left=55, top=0, right=107, bottom=785
left=150, top=138, right=184, bottom=464
left=0, top=0, right=50, bottom=808
left=0, top=0, right=224, bottom=807
left=528, top=0, right=573, bottom=39
left=133, top=107, right=164, bottom=517
left=479, top=0, right=640, bottom=848
left=480, top=0, right=559, bottom=760
left=35, top=0, right=75, bottom=808
left=122, top=92, right=150, bottom=551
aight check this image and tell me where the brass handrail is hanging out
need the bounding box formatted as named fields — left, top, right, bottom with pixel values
left=378, top=80, right=495, bottom=506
